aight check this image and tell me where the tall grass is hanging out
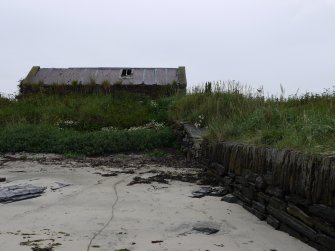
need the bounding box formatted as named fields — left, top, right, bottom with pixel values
left=0, top=93, right=174, bottom=155
left=0, top=93, right=172, bottom=130
left=170, top=81, right=335, bottom=153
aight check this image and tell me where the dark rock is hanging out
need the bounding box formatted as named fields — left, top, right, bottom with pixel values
left=279, top=224, right=304, bottom=241
left=309, top=204, right=335, bottom=225
left=96, top=170, right=135, bottom=177
left=257, top=192, right=271, bottom=205
left=269, top=197, right=287, bottom=211
left=307, top=241, right=330, bottom=251
left=255, top=176, right=266, bottom=190
left=151, top=240, right=163, bottom=244
left=263, top=174, right=273, bottom=186
left=267, top=215, right=280, bottom=229
left=285, top=195, right=311, bottom=207
left=245, top=172, right=258, bottom=183
left=243, top=204, right=267, bottom=221
left=233, top=191, right=252, bottom=205
left=128, top=175, right=169, bottom=185
left=210, top=162, right=226, bottom=176
left=0, top=177, right=6, bottom=182
left=210, top=187, right=229, bottom=197
left=268, top=205, right=317, bottom=241
left=287, top=204, right=313, bottom=228
left=221, top=194, right=239, bottom=204
left=316, top=234, right=335, bottom=251
left=232, top=183, right=243, bottom=191
left=32, top=247, right=53, bottom=251
left=223, top=176, right=233, bottom=186
left=101, top=172, right=118, bottom=177
left=192, top=222, right=220, bottom=235
left=313, top=218, right=335, bottom=239
left=192, top=227, right=219, bottom=235
left=235, top=176, right=246, bottom=185
left=191, top=186, right=228, bottom=198
left=252, top=201, right=267, bottom=214
left=266, top=186, right=284, bottom=198
left=192, top=187, right=212, bottom=198
left=242, top=186, right=255, bottom=201
left=128, top=172, right=200, bottom=186
left=247, top=181, right=256, bottom=188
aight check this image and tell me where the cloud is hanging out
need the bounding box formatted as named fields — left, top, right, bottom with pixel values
left=0, top=0, right=334, bottom=95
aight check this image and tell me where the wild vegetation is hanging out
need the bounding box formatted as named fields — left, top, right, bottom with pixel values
left=0, top=93, right=174, bottom=155
left=170, top=81, right=335, bottom=153
left=1, top=81, right=334, bottom=154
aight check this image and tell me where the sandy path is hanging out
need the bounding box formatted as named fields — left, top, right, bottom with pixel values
left=0, top=154, right=315, bottom=251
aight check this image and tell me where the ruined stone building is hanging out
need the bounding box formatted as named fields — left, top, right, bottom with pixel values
left=20, top=66, right=187, bottom=96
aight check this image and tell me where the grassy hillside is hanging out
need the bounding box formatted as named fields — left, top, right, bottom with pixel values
left=170, top=82, right=335, bottom=153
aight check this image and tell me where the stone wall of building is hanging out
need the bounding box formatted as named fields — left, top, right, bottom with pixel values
left=174, top=122, right=335, bottom=251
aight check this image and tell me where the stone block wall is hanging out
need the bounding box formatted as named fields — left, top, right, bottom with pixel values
left=174, top=122, right=335, bottom=251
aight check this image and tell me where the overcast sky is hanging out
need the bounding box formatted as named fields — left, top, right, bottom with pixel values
left=0, top=0, right=334, bottom=95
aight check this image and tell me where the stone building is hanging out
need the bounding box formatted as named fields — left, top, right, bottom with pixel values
left=20, top=66, right=187, bottom=96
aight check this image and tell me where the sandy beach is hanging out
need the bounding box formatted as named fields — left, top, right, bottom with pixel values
left=0, top=153, right=315, bottom=251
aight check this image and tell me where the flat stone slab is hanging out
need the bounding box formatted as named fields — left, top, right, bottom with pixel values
left=0, top=184, right=46, bottom=203
left=191, top=186, right=228, bottom=198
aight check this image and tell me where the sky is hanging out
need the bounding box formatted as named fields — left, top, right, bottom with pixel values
left=0, top=0, right=334, bottom=96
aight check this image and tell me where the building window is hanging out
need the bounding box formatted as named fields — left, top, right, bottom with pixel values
left=121, top=69, right=132, bottom=77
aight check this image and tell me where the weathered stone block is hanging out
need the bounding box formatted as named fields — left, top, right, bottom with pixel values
left=279, top=224, right=305, bottom=242
left=266, top=215, right=280, bottom=229
left=245, top=172, right=258, bottom=183
left=255, top=176, right=266, bottom=190
left=253, top=201, right=267, bottom=214
left=285, top=195, right=311, bottom=207
left=232, top=183, right=243, bottom=191
left=268, top=206, right=317, bottom=241
left=287, top=204, right=314, bottom=228
left=309, top=204, right=335, bottom=225
left=210, top=162, right=226, bottom=176
left=221, top=194, right=239, bottom=204
left=269, top=197, right=287, bottom=211
left=235, top=176, right=246, bottom=185
left=242, top=186, right=255, bottom=201
left=233, top=191, right=251, bottom=205
left=313, top=218, right=335, bottom=239
left=223, top=176, right=233, bottom=185
left=243, top=204, right=267, bottom=221
left=266, top=186, right=284, bottom=198
left=257, top=192, right=271, bottom=205
left=316, top=234, right=335, bottom=251
left=263, top=174, right=273, bottom=186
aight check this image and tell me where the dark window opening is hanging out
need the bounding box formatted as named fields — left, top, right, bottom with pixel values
left=121, top=69, right=132, bottom=77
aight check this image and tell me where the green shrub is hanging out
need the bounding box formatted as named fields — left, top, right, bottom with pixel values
left=0, top=125, right=175, bottom=155
left=0, top=93, right=171, bottom=130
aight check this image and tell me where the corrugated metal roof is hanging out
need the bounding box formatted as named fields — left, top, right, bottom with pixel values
left=24, top=67, right=183, bottom=86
